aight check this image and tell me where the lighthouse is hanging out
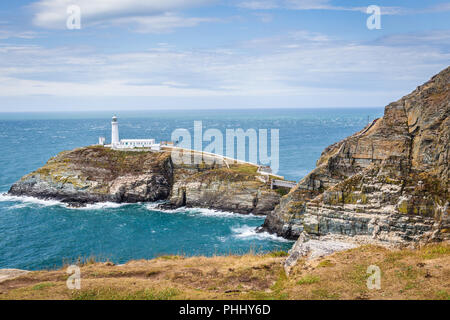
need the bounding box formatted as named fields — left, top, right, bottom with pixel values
left=111, top=115, right=119, bottom=147
left=100, top=115, right=160, bottom=150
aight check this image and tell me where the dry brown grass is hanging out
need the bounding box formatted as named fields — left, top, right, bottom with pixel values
left=1, top=244, right=449, bottom=300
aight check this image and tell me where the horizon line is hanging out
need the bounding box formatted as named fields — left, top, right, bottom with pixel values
left=0, top=106, right=385, bottom=114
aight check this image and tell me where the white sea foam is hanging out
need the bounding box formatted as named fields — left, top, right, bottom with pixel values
left=8, top=203, right=34, bottom=209
left=187, top=207, right=259, bottom=218
left=0, top=193, right=62, bottom=207
left=0, top=193, right=130, bottom=210
left=145, top=202, right=182, bottom=213
left=73, top=202, right=130, bottom=210
left=145, top=202, right=260, bottom=219
left=231, top=225, right=292, bottom=242
left=217, top=236, right=227, bottom=243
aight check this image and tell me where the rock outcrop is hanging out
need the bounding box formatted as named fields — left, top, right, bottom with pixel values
left=9, top=147, right=173, bottom=205
left=8, top=146, right=281, bottom=214
left=0, top=269, right=30, bottom=283
left=262, top=66, right=450, bottom=245
left=283, top=232, right=357, bottom=274
left=168, top=153, right=281, bottom=214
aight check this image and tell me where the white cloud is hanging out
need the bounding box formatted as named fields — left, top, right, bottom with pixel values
left=376, top=30, right=450, bottom=47
left=237, top=0, right=449, bottom=15
left=31, top=0, right=215, bottom=31
left=110, top=13, right=219, bottom=33
left=0, top=29, right=448, bottom=108
left=0, top=30, right=40, bottom=40
left=237, top=0, right=357, bottom=11
left=282, top=0, right=334, bottom=10
left=238, top=1, right=279, bottom=10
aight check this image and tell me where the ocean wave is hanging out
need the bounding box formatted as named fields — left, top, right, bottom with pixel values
left=145, top=202, right=181, bottom=213
left=231, top=225, right=292, bottom=242
left=187, top=208, right=260, bottom=218
left=0, top=193, right=62, bottom=207
left=73, top=202, right=130, bottom=210
left=0, top=193, right=130, bottom=210
left=145, top=203, right=261, bottom=219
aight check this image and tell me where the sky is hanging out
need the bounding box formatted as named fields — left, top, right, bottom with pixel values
left=0, top=0, right=449, bottom=111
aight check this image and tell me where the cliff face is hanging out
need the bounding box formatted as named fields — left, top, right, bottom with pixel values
left=262, top=67, right=449, bottom=244
left=169, top=161, right=281, bottom=214
left=8, top=146, right=281, bottom=214
left=8, top=147, right=173, bottom=205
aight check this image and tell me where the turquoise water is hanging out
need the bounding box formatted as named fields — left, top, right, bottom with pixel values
left=0, top=108, right=383, bottom=270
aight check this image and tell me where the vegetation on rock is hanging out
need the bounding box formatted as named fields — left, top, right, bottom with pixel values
left=262, top=66, right=450, bottom=244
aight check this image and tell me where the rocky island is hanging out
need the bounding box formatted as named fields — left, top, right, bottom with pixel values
left=8, top=146, right=282, bottom=215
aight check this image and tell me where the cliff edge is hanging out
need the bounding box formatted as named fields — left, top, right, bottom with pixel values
left=262, top=66, right=449, bottom=245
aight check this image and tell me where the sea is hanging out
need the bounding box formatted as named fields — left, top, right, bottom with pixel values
left=0, top=108, right=383, bottom=270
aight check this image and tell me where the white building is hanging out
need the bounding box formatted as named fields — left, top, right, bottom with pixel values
left=120, top=139, right=156, bottom=148
left=101, top=116, right=161, bottom=151
left=98, top=137, right=106, bottom=145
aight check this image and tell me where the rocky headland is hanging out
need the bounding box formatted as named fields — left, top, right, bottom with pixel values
left=8, top=147, right=281, bottom=215
left=261, top=66, right=449, bottom=261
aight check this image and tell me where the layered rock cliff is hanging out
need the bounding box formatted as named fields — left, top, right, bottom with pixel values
left=262, top=66, right=449, bottom=245
left=170, top=160, right=281, bottom=215
left=9, top=147, right=173, bottom=205
left=8, top=146, right=281, bottom=214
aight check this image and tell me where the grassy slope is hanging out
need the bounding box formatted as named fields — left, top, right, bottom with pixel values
left=0, top=244, right=449, bottom=300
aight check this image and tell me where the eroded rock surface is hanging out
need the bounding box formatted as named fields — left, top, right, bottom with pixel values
left=283, top=232, right=357, bottom=274
left=9, top=147, right=173, bottom=204
left=8, top=147, right=281, bottom=214
left=169, top=155, right=281, bottom=214
left=0, top=269, right=30, bottom=283
left=263, top=66, right=450, bottom=246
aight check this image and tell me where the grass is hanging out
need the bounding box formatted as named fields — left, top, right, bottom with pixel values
left=1, top=243, right=449, bottom=300
left=317, top=259, right=335, bottom=268
left=421, top=245, right=450, bottom=259
left=395, top=265, right=419, bottom=280
left=349, top=264, right=370, bottom=287
left=311, top=288, right=340, bottom=299
left=31, top=146, right=172, bottom=192
left=435, top=290, right=450, bottom=300
left=31, top=282, right=56, bottom=291
left=229, top=164, right=258, bottom=175
left=268, top=251, right=289, bottom=257
left=297, top=275, right=320, bottom=285
left=156, top=255, right=184, bottom=261
left=275, top=188, right=289, bottom=196
left=71, top=287, right=180, bottom=300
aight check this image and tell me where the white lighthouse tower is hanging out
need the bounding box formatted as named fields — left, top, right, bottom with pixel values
left=111, top=115, right=119, bottom=148
left=99, top=114, right=160, bottom=150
